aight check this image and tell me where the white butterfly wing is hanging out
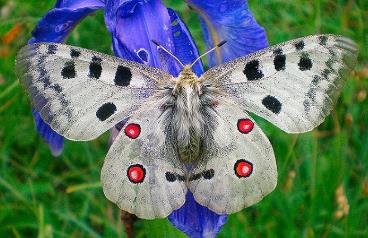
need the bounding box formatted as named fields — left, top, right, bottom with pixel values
left=101, top=94, right=187, bottom=219
left=203, top=35, right=358, bottom=133
left=16, top=43, right=172, bottom=140
left=188, top=92, right=277, bottom=214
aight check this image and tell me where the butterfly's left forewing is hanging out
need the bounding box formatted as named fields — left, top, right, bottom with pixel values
left=188, top=93, right=277, bottom=214
left=101, top=94, right=187, bottom=219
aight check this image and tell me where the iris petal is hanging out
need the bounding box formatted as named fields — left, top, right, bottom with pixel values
left=169, top=192, right=228, bottom=238
left=187, top=0, right=268, bottom=67
left=29, top=2, right=103, bottom=155
left=32, top=110, right=64, bottom=156
left=105, top=0, right=175, bottom=72
left=168, top=8, right=203, bottom=76
left=55, top=0, right=104, bottom=9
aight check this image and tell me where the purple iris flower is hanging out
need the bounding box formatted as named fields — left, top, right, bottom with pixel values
left=28, top=0, right=268, bottom=237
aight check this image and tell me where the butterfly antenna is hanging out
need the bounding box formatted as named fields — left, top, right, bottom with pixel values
left=151, top=40, right=184, bottom=67
left=191, top=40, right=227, bottom=67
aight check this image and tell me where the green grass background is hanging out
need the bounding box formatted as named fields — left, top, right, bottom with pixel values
left=0, top=0, right=367, bottom=237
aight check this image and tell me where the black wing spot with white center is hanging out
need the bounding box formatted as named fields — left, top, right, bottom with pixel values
left=262, top=95, right=282, bottom=114
left=115, top=65, right=132, bottom=86
left=294, top=40, right=305, bottom=50
left=61, top=60, right=76, bottom=79
left=89, top=56, right=102, bottom=79
left=298, top=53, right=313, bottom=71
left=70, top=49, right=81, bottom=58
left=243, top=60, right=263, bottom=81
left=96, top=102, right=117, bottom=121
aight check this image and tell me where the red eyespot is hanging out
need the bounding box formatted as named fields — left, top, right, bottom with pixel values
left=127, top=164, right=146, bottom=183
left=237, top=118, right=254, bottom=134
left=124, top=123, right=141, bottom=139
left=234, top=160, right=253, bottom=178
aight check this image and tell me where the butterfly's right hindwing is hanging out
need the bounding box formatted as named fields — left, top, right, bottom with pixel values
left=101, top=95, right=187, bottom=219
left=16, top=43, right=172, bottom=140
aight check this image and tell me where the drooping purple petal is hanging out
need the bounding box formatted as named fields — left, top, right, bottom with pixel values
left=187, top=0, right=268, bottom=67
left=169, top=192, right=228, bottom=238
left=28, top=2, right=104, bottom=155
left=32, top=110, right=64, bottom=156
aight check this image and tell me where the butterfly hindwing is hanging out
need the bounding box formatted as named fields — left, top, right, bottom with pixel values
left=101, top=95, right=187, bottom=219
left=202, top=34, right=358, bottom=133
left=16, top=43, right=172, bottom=140
left=187, top=92, right=277, bottom=215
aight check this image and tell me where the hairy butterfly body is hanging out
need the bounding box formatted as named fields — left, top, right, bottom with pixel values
left=16, top=34, right=358, bottom=218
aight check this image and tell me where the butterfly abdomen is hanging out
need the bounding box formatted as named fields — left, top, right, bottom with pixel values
left=160, top=85, right=218, bottom=164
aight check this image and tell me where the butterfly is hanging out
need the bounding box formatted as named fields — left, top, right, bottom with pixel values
left=16, top=34, right=357, bottom=219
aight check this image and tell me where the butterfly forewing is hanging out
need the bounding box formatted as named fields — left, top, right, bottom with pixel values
left=203, top=35, right=358, bottom=133
left=188, top=94, right=277, bottom=214
left=101, top=95, right=187, bottom=219
left=16, top=43, right=172, bottom=140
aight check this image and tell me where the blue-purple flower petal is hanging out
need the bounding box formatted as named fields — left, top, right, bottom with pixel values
left=169, top=192, right=228, bottom=238
left=32, top=110, right=64, bottom=156
left=167, top=8, right=203, bottom=76
left=187, top=0, right=268, bottom=67
left=104, top=0, right=176, bottom=71
left=29, top=2, right=103, bottom=155
left=55, top=0, right=104, bottom=9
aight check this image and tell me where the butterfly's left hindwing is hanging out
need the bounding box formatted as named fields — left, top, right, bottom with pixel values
left=101, top=95, right=187, bottom=219
left=188, top=93, right=277, bottom=215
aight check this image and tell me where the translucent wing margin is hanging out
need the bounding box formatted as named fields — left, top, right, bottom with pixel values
left=202, top=35, right=358, bottom=133
left=16, top=43, right=172, bottom=140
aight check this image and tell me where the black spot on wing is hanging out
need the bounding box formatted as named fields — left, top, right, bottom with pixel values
left=262, top=95, right=282, bottom=114
left=202, top=169, right=215, bottom=180
left=319, top=35, right=328, bottom=46
left=274, top=54, right=286, bottom=71
left=189, top=173, right=201, bottom=181
left=298, top=54, right=313, bottom=71
left=47, top=44, right=57, bottom=54
left=89, top=56, right=102, bottom=79
left=61, top=61, right=76, bottom=79
left=70, top=49, right=81, bottom=58
left=294, top=40, right=305, bottom=50
left=165, top=172, right=176, bottom=182
left=243, top=60, right=263, bottom=81
left=96, top=102, right=116, bottom=121
left=115, top=65, right=132, bottom=86
left=273, top=48, right=283, bottom=55
left=177, top=174, right=186, bottom=182
left=165, top=172, right=186, bottom=182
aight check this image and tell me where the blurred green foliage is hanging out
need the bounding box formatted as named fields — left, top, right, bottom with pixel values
left=0, top=0, right=367, bottom=237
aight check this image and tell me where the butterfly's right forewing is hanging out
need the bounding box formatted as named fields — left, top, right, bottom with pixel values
left=203, top=35, right=358, bottom=133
